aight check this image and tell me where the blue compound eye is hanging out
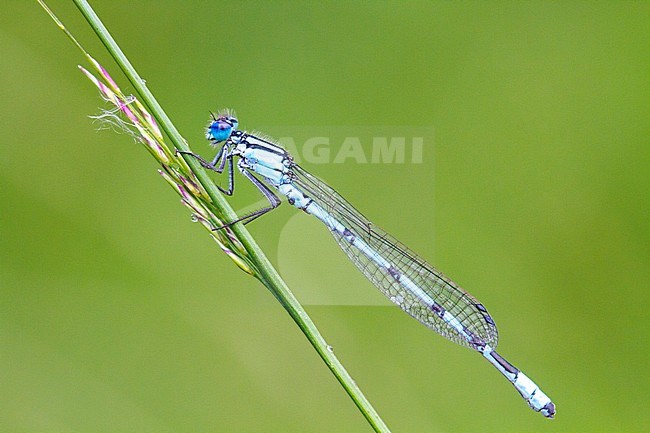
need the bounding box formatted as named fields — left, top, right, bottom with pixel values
left=207, top=116, right=238, bottom=143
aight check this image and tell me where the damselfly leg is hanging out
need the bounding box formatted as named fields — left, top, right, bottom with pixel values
left=178, top=150, right=282, bottom=230
left=178, top=149, right=234, bottom=195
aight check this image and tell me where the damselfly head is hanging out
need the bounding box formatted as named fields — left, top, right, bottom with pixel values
left=206, top=112, right=239, bottom=145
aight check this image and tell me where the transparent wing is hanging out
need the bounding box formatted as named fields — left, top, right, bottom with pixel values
left=293, top=164, right=499, bottom=349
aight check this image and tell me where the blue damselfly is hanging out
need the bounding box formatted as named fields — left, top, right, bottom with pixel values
left=180, top=112, right=556, bottom=418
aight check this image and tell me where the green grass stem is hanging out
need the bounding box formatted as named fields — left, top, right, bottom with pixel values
left=38, top=0, right=391, bottom=431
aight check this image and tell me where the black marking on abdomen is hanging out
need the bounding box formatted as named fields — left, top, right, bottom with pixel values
left=430, top=302, right=445, bottom=318
left=387, top=265, right=401, bottom=281
left=542, top=402, right=556, bottom=418
left=342, top=228, right=356, bottom=243
left=300, top=197, right=313, bottom=212
left=491, top=351, right=519, bottom=375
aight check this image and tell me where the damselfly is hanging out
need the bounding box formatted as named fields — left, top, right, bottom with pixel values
left=180, top=112, right=556, bottom=418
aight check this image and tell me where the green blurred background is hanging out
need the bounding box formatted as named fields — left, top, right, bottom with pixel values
left=2, top=1, right=649, bottom=432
